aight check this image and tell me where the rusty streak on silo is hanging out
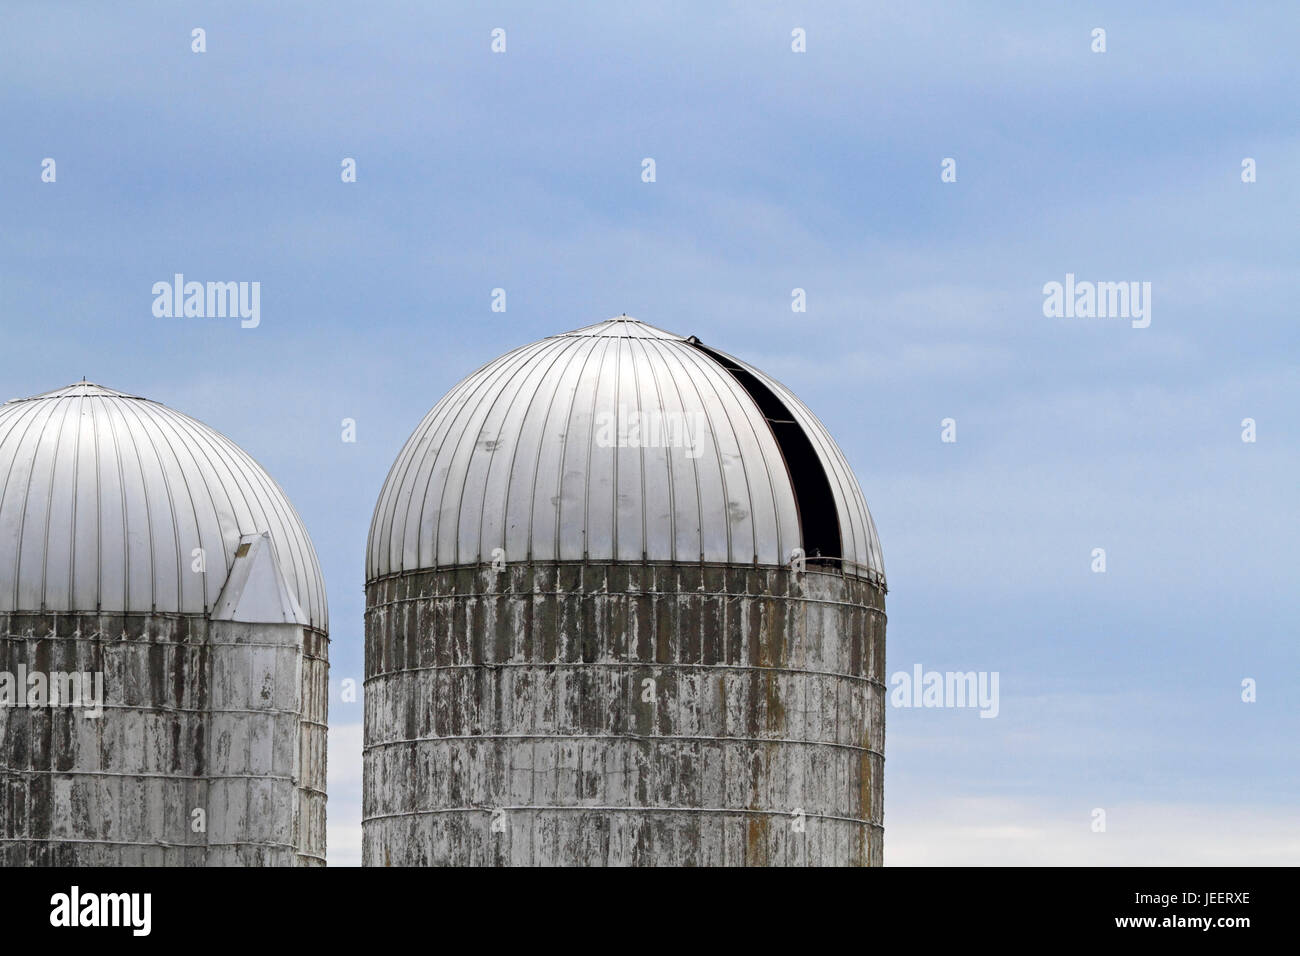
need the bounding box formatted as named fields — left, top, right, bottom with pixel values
left=0, top=383, right=328, bottom=866
left=364, top=317, right=886, bottom=865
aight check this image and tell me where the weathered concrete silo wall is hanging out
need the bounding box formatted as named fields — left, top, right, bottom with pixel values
left=203, top=620, right=329, bottom=866
left=363, top=562, right=885, bottom=866
left=0, top=613, right=328, bottom=866
left=0, top=613, right=210, bottom=866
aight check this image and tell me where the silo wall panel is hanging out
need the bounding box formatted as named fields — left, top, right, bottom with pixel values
left=0, top=612, right=326, bottom=866
left=0, top=612, right=209, bottom=866
left=363, top=562, right=884, bottom=866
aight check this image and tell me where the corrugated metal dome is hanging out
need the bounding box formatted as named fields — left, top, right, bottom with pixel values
left=368, top=316, right=884, bottom=586
left=0, top=382, right=327, bottom=630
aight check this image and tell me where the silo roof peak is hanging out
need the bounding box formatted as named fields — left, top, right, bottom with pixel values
left=554, top=315, right=686, bottom=340
left=9, top=381, right=146, bottom=403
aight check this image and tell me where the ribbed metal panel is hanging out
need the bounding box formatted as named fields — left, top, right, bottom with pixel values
left=368, top=317, right=885, bottom=587
left=0, top=382, right=327, bottom=631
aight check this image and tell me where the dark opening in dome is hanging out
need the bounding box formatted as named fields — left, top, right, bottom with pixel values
left=689, top=341, right=844, bottom=565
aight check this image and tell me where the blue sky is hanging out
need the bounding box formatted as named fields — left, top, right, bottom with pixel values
left=2, top=1, right=1296, bottom=864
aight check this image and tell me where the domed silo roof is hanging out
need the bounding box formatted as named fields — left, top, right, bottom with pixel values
left=0, top=382, right=327, bottom=630
left=368, top=316, right=884, bottom=587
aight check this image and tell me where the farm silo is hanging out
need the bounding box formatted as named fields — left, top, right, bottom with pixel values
left=364, top=317, right=885, bottom=866
left=0, top=382, right=328, bottom=866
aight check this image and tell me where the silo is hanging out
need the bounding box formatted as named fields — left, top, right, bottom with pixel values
left=364, top=317, right=885, bottom=866
left=0, top=382, right=328, bottom=866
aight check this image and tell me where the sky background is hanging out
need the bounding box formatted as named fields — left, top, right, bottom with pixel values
left=2, top=1, right=1296, bottom=865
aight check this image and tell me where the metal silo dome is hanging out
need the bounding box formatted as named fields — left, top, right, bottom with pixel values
left=0, top=381, right=328, bottom=867
left=368, top=316, right=884, bottom=587
left=364, top=316, right=887, bottom=867
left=0, top=381, right=326, bottom=630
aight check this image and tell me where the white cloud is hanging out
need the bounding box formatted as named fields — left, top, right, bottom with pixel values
left=887, top=796, right=1300, bottom=865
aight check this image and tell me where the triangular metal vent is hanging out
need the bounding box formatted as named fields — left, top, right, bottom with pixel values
left=211, top=532, right=308, bottom=625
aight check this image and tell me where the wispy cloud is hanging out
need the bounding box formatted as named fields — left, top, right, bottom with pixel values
left=888, top=797, right=1300, bottom=866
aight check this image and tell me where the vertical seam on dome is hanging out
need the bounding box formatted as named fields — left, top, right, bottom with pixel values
left=0, top=400, right=50, bottom=610
left=67, top=390, right=83, bottom=609
left=532, top=336, right=598, bottom=564
left=410, top=375, right=486, bottom=572
left=91, top=396, right=104, bottom=610
left=381, top=374, right=480, bottom=570
left=146, top=404, right=210, bottom=615
left=466, top=338, right=569, bottom=567
left=118, top=398, right=184, bottom=612
left=634, top=337, right=679, bottom=565
left=627, top=336, right=649, bottom=561
left=546, top=336, right=601, bottom=562
left=650, top=340, right=728, bottom=563
left=376, top=358, right=486, bottom=579
left=610, top=334, right=622, bottom=561
left=579, top=336, right=615, bottom=562
left=113, top=398, right=158, bottom=609
left=515, top=339, right=581, bottom=563
left=686, top=345, right=788, bottom=566
left=167, top=411, right=255, bottom=615
left=682, top=344, right=762, bottom=566
left=39, top=397, right=79, bottom=610
left=667, top=343, right=749, bottom=564
left=150, top=405, right=228, bottom=618
left=432, top=343, right=541, bottom=569
left=495, top=337, right=573, bottom=565
left=159, top=406, right=242, bottom=613
left=101, top=397, right=131, bottom=611
left=642, top=338, right=702, bottom=563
